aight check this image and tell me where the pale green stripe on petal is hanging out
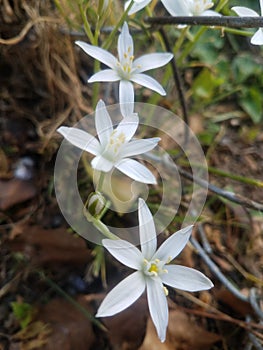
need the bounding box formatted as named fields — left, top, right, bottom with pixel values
left=96, top=271, right=145, bottom=317
left=146, top=277, right=168, bottom=343
left=153, top=225, right=193, bottom=262
left=138, top=198, right=157, bottom=260
left=162, top=265, right=214, bottom=291
left=57, top=126, right=100, bottom=155
left=102, top=238, right=143, bottom=270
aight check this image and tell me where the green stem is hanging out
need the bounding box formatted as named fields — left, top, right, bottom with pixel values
left=96, top=171, right=105, bottom=192
left=92, top=218, right=119, bottom=240
left=102, top=0, right=134, bottom=50
left=177, top=0, right=228, bottom=65
left=78, top=1, right=94, bottom=43
left=180, top=159, right=263, bottom=188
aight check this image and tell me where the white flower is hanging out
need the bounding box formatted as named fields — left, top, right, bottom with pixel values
left=161, top=0, right=219, bottom=17
left=126, top=0, right=219, bottom=16
left=96, top=198, right=213, bottom=342
left=57, top=100, right=160, bottom=184
left=232, top=1, right=263, bottom=45
left=75, top=22, right=173, bottom=117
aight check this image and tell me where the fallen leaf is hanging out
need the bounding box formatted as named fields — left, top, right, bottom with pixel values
left=37, top=298, right=95, bottom=350
left=102, top=297, right=148, bottom=350
left=139, top=309, right=221, bottom=350
left=0, top=178, right=37, bottom=210
left=7, top=225, right=91, bottom=266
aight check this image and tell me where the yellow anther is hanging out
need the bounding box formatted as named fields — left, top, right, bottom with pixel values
left=163, top=286, right=169, bottom=296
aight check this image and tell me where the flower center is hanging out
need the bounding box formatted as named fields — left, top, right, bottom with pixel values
left=103, top=130, right=126, bottom=161
left=117, top=45, right=134, bottom=79
left=190, top=0, right=213, bottom=15
left=143, top=258, right=168, bottom=277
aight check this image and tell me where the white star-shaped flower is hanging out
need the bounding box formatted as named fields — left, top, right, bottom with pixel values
left=232, top=0, right=263, bottom=45
left=57, top=100, right=160, bottom=184
left=126, top=0, right=219, bottom=16
left=96, top=198, right=213, bottom=342
left=76, top=22, right=173, bottom=117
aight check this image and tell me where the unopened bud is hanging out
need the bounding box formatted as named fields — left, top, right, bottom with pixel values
left=87, top=192, right=106, bottom=218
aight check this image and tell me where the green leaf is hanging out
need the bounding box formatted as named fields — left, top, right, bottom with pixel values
left=239, top=87, right=263, bottom=124
left=11, top=301, right=34, bottom=329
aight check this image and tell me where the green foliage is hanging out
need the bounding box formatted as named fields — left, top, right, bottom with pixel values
left=11, top=301, right=34, bottom=329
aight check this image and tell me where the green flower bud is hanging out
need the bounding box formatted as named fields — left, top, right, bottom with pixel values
left=87, top=192, right=106, bottom=218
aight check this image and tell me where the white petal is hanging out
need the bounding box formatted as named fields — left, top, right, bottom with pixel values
left=138, top=198, right=157, bottom=260
left=133, top=53, right=173, bottom=73
left=119, top=80, right=135, bottom=118
left=96, top=271, right=145, bottom=317
left=231, top=6, right=259, bottom=17
left=95, top=100, right=113, bottom=148
left=102, top=239, right=143, bottom=269
left=161, top=0, right=190, bottom=16
left=146, top=277, right=168, bottom=342
left=91, top=155, right=114, bottom=172
left=161, top=265, right=214, bottom=291
left=75, top=41, right=117, bottom=68
left=251, top=28, right=263, bottom=45
left=115, top=113, right=139, bottom=142
left=260, top=0, right=263, bottom=16
left=120, top=138, right=161, bottom=158
left=131, top=73, right=166, bottom=96
left=115, top=158, right=157, bottom=184
left=125, top=0, right=152, bottom=15
left=57, top=126, right=100, bottom=155
left=118, top=22, right=134, bottom=61
left=202, top=10, right=222, bottom=16
left=88, top=69, right=120, bottom=83
left=153, top=225, right=193, bottom=262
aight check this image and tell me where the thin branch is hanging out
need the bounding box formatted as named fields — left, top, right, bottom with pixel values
left=145, top=16, right=263, bottom=28
left=158, top=28, right=189, bottom=149
left=144, top=153, right=263, bottom=212
left=190, top=236, right=249, bottom=302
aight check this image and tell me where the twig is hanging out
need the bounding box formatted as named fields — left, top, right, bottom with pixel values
left=249, top=289, right=263, bottom=320
left=144, top=153, right=263, bottom=212
left=0, top=17, right=60, bottom=45
left=190, top=236, right=249, bottom=302
left=145, top=16, right=263, bottom=28
left=158, top=28, right=189, bottom=148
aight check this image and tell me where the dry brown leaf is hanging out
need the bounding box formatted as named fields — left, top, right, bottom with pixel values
left=0, top=179, right=37, bottom=210
left=7, top=225, right=91, bottom=266
left=215, top=288, right=253, bottom=316
left=139, top=309, right=221, bottom=350
left=102, top=297, right=148, bottom=350
left=36, top=298, right=95, bottom=350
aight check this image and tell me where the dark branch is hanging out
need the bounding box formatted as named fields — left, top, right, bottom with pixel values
left=145, top=16, right=263, bottom=28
